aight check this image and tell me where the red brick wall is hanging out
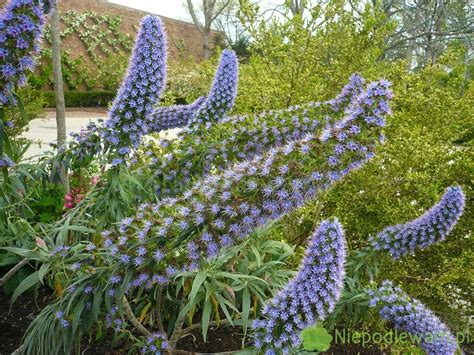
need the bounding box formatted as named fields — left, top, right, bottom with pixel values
left=57, top=0, right=219, bottom=61
left=0, top=0, right=220, bottom=60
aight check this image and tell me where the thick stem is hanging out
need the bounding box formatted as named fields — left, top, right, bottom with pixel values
left=181, top=319, right=232, bottom=336
left=155, top=285, right=165, bottom=335
left=122, top=296, right=152, bottom=337
left=167, top=291, right=188, bottom=352
left=167, top=317, right=185, bottom=352
left=0, top=258, right=29, bottom=286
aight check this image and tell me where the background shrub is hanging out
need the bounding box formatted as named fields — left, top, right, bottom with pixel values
left=40, top=90, right=116, bottom=108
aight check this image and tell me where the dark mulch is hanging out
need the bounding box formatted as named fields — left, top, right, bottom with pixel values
left=176, top=325, right=248, bottom=353
left=1, top=288, right=472, bottom=354
left=0, top=287, right=54, bottom=354
left=0, top=287, right=122, bottom=355
left=175, top=325, right=390, bottom=354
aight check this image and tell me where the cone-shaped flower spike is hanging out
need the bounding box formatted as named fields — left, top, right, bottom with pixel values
left=369, top=186, right=465, bottom=259
left=368, top=280, right=458, bottom=354
left=141, top=74, right=368, bottom=198
left=102, top=15, right=167, bottom=160
left=148, top=50, right=239, bottom=134
left=328, top=73, right=365, bottom=112
left=253, top=218, right=346, bottom=354
left=0, top=0, right=52, bottom=105
left=191, top=49, right=238, bottom=126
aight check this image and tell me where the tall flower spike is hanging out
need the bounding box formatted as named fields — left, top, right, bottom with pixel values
left=103, top=80, right=391, bottom=288
left=148, top=96, right=206, bottom=133
left=369, top=186, right=465, bottom=259
left=191, top=49, right=238, bottom=126
left=254, top=218, right=346, bottom=354
left=368, top=281, right=458, bottom=354
left=141, top=75, right=367, bottom=198
left=102, top=15, right=167, bottom=159
left=0, top=0, right=50, bottom=105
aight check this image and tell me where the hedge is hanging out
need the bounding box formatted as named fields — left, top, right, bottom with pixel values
left=41, top=91, right=116, bottom=108
left=40, top=91, right=188, bottom=108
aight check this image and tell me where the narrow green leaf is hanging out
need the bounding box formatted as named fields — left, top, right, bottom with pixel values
left=202, top=294, right=212, bottom=342
left=38, top=263, right=50, bottom=284
left=11, top=271, right=40, bottom=304
left=1, top=247, right=47, bottom=262
left=242, top=288, right=251, bottom=332
left=189, top=271, right=207, bottom=302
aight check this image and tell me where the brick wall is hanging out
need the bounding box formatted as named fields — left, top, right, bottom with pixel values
left=0, top=0, right=220, bottom=60
left=58, top=0, right=220, bottom=61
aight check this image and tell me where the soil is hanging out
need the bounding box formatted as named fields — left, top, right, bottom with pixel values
left=1, top=287, right=472, bottom=355
left=175, top=326, right=389, bottom=354
left=0, top=287, right=54, bottom=355
left=176, top=325, right=249, bottom=353
left=0, top=287, right=120, bottom=355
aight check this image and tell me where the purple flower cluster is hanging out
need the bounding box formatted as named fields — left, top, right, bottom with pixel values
left=67, top=120, right=102, bottom=165
left=54, top=309, right=70, bottom=328
left=0, top=0, right=51, bottom=105
left=368, top=280, right=458, bottom=354
left=139, top=332, right=169, bottom=354
left=253, top=218, right=346, bottom=353
left=369, top=186, right=465, bottom=259
left=148, top=96, right=206, bottom=133
left=101, top=15, right=167, bottom=158
left=190, top=49, right=238, bottom=126
left=101, top=80, right=391, bottom=294
left=0, top=155, right=14, bottom=167
left=140, top=75, right=368, bottom=198
left=328, top=73, right=365, bottom=112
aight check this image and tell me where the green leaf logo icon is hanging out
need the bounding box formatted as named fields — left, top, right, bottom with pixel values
left=300, top=325, right=333, bottom=352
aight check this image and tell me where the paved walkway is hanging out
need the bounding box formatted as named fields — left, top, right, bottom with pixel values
left=22, top=108, right=179, bottom=158
left=22, top=108, right=108, bottom=158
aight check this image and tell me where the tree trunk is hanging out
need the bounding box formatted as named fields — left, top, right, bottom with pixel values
left=203, top=31, right=211, bottom=60
left=405, top=3, right=422, bottom=70
left=50, top=4, right=69, bottom=192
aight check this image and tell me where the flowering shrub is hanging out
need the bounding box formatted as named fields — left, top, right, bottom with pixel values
left=1, top=0, right=52, bottom=173
left=1, top=9, right=467, bottom=355
left=21, top=74, right=394, bottom=354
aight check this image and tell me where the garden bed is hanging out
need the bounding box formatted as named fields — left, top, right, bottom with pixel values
left=2, top=287, right=473, bottom=354
left=1, top=287, right=388, bottom=355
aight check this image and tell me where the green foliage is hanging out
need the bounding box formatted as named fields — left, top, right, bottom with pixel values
left=236, top=0, right=395, bottom=113
left=29, top=182, right=65, bottom=224
left=40, top=90, right=116, bottom=108
left=173, top=227, right=295, bottom=341
left=31, top=10, right=133, bottom=94
left=59, top=10, right=133, bottom=63
left=3, top=86, right=46, bottom=137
